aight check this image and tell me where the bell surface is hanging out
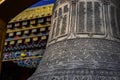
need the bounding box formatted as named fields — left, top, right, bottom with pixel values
left=28, top=0, right=120, bottom=80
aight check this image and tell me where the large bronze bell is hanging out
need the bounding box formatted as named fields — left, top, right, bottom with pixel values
left=28, top=0, right=120, bottom=80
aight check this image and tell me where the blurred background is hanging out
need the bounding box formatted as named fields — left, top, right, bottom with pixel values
left=1, top=0, right=56, bottom=80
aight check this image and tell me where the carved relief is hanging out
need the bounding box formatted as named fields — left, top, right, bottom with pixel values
left=101, top=0, right=110, bottom=5
left=55, top=18, right=61, bottom=37
left=49, top=3, right=69, bottom=42
left=45, top=39, right=120, bottom=69
left=110, top=6, right=117, bottom=37
left=76, top=1, right=104, bottom=35
left=30, top=69, right=120, bottom=80
left=87, top=2, right=93, bottom=33
left=110, top=5, right=120, bottom=40
left=50, top=20, right=56, bottom=39
left=116, top=8, right=120, bottom=38
left=49, top=0, right=113, bottom=45
left=61, top=15, right=67, bottom=35
left=77, top=2, right=85, bottom=33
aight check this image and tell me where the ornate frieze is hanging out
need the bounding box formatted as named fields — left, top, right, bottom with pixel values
left=30, top=69, right=120, bottom=80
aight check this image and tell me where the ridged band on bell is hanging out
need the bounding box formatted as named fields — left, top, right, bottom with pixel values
left=28, top=0, right=120, bottom=80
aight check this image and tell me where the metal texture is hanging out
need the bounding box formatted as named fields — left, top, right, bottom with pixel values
left=28, top=0, right=120, bottom=80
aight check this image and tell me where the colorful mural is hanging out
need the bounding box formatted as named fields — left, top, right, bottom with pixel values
left=2, top=2, right=55, bottom=68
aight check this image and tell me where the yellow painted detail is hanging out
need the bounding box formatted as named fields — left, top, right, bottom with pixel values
left=18, top=40, right=22, bottom=44
left=41, top=36, right=47, bottom=40
left=20, top=52, right=27, bottom=57
left=10, top=41, right=15, bottom=45
left=33, top=37, right=38, bottom=41
left=4, top=42, right=7, bottom=46
left=7, top=24, right=50, bottom=33
left=9, top=4, right=54, bottom=22
left=25, top=38, right=30, bottom=42
left=40, top=28, right=46, bottom=31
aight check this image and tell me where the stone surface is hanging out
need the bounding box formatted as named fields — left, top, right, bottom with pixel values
left=28, top=0, right=120, bottom=80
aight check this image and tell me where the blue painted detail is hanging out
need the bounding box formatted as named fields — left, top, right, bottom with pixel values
left=29, top=0, right=56, bottom=8
left=3, top=49, right=45, bottom=68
